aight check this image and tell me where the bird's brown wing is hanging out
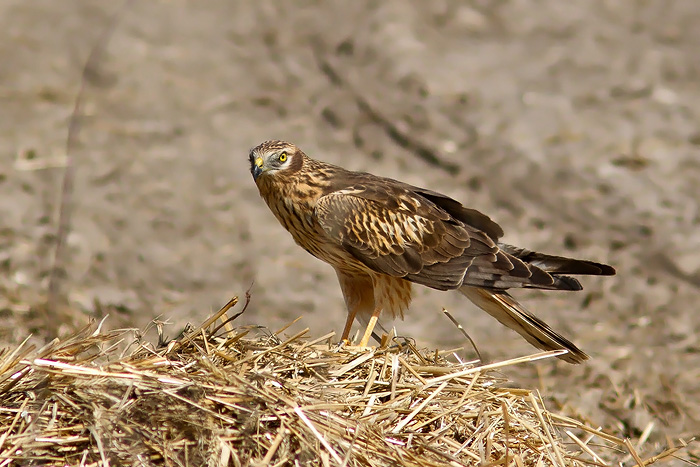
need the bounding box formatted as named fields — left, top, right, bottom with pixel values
left=405, top=185, right=504, bottom=241
left=314, top=183, right=550, bottom=291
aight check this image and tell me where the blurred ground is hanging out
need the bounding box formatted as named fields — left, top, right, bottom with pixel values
left=1, top=0, right=699, bottom=463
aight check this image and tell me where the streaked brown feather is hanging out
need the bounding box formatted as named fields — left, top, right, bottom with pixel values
left=314, top=185, right=580, bottom=293
left=315, top=186, right=498, bottom=291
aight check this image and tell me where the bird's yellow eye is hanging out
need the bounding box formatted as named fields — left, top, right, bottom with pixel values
left=279, top=152, right=288, bottom=163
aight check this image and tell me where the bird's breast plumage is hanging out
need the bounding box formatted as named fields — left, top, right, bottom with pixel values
left=256, top=168, right=367, bottom=273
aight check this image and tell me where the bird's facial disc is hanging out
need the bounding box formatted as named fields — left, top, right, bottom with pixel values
left=249, top=146, right=293, bottom=181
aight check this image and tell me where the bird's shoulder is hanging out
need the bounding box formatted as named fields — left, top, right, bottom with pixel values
left=312, top=171, right=501, bottom=286
left=316, top=170, right=503, bottom=241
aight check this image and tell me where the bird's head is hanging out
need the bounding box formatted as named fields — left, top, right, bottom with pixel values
left=249, top=140, right=302, bottom=182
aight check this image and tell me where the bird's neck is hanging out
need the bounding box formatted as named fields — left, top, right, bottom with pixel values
left=259, top=157, right=336, bottom=217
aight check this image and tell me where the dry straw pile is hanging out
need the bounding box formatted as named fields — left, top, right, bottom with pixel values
left=0, top=297, right=683, bottom=466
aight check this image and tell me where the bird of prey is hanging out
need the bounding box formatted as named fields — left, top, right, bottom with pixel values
left=249, top=140, right=615, bottom=363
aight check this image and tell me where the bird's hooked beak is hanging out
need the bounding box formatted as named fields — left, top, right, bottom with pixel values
left=251, top=156, right=264, bottom=181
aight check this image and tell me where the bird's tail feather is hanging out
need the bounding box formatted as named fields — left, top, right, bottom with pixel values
left=498, top=244, right=616, bottom=276
left=458, top=286, right=588, bottom=364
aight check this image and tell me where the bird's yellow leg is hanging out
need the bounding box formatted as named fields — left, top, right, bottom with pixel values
left=340, top=308, right=357, bottom=342
left=358, top=307, right=382, bottom=347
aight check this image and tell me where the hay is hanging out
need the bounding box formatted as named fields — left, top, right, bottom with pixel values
left=0, top=297, right=685, bottom=466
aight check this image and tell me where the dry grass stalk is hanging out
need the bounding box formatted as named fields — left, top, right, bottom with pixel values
left=0, top=297, right=687, bottom=466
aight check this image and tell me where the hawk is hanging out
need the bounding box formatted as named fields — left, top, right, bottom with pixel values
left=249, top=140, right=615, bottom=363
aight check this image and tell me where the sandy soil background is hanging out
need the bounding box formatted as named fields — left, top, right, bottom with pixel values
left=1, top=0, right=699, bottom=463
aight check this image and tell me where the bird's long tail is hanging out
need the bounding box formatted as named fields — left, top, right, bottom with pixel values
left=458, top=285, right=588, bottom=364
